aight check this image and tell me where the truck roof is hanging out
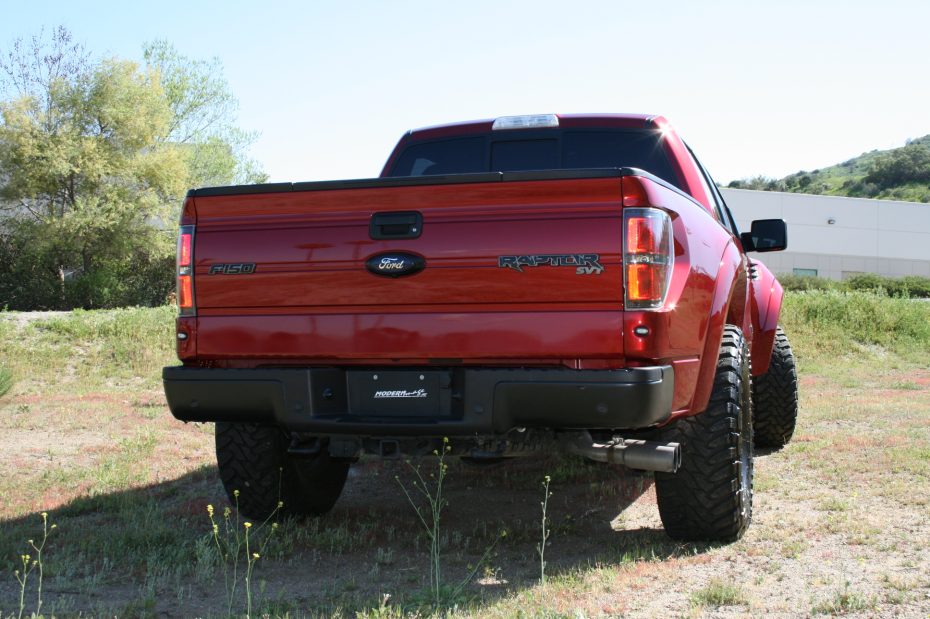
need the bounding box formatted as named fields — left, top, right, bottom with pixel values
left=403, top=113, right=668, bottom=142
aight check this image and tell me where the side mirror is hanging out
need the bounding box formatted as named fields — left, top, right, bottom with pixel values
left=741, top=219, right=787, bottom=252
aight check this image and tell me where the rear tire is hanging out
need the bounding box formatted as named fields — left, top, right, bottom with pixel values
left=654, top=325, right=753, bottom=542
left=215, top=422, right=349, bottom=520
left=751, top=326, right=799, bottom=448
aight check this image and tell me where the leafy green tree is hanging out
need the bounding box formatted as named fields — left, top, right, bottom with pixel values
left=864, top=142, right=930, bottom=189
left=143, top=40, right=267, bottom=187
left=0, top=27, right=265, bottom=310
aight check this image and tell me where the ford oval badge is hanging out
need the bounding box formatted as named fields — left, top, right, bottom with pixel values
left=365, top=252, right=426, bottom=278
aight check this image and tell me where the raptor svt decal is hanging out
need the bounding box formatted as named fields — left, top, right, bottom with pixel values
left=498, top=254, right=605, bottom=275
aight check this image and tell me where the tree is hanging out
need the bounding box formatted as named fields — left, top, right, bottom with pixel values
left=864, top=143, right=930, bottom=189
left=143, top=40, right=267, bottom=187
left=0, top=55, right=183, bottom=308
left=0, top=27, right=266, bottom=310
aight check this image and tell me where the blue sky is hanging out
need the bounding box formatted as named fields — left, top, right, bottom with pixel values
left=3, top=0, right=930, bottom=183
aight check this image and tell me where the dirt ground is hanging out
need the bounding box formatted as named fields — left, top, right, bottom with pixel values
left=1, top=310, right=929, bottom=617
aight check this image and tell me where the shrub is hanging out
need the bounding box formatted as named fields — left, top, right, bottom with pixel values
left=864, top=143, right=930, bottom=188
left=777, top=274, right=844, bottom=293
left=844, top=273, right=887, bottom=292
left=779, top=274, right=930, bottom=299
left=0, top=220, right=175, bottom=311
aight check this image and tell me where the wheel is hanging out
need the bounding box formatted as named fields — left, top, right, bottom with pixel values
left=654, top=325, right=753, bottom=542
left=215, top=422, right=350, bottom=520
left=751, top=326, right=799, bottom=448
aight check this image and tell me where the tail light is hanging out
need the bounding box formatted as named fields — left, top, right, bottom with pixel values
left=177, top=225, right=195, bottom=316
left=623, top=208, right=673, bottom=309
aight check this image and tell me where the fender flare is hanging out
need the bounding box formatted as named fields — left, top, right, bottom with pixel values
left=687, top=241, right=747, bottom=416
left=750, top=262, right=785, bottom=376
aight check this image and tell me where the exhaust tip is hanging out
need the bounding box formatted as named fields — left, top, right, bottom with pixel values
left=564, top=433, right=681, bottom=473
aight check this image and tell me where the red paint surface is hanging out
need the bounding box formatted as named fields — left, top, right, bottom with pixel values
left=177, top=114, right=784, bottom=420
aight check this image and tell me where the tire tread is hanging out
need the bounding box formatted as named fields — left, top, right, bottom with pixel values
left=215, top=422, right=349, bottom=519
left=655, top=325, right=753, bottom=542
left=752, top=327, right=799, bottom=448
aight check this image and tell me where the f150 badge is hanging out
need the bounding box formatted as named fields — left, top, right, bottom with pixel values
left=498, top=254, right=604, bottom=275
left=209, top=263, right=256, bottom=275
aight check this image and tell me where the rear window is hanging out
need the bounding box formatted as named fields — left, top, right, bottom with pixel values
left=388, top=130, right=681, bottom=188
left=389, top=137, right=486, bottom=177
left=491, top=139, right=559, bottom=171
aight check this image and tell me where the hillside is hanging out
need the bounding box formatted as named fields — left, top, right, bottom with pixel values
left=728, top=134, right=930, bottom=203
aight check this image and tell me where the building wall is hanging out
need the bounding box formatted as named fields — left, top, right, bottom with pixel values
left=720, top=188, right=930, bottom=279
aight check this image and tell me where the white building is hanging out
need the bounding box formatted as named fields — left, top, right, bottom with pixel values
left=720, top=188, right=930, bottom=280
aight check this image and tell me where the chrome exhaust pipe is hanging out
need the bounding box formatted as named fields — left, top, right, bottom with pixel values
left=564, top=432, right=681, bottom=473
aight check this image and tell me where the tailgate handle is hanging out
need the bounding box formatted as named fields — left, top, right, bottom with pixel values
left=370, top=211, right=423, bottom=240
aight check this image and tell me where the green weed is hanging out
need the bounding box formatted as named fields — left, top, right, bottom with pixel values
left=396, top=439, right=452, bottom=609
left=206, top=490, right=282, bottom=618
left=396, top=439, right=504, bottom=610
left=11, top=512, right=56, bottom=619
left=811, top=582, right=875, bottom=614
left=537, top=475, right=552, bottom=584
left=690, top=579, right=749, bottom=608
left=0, top=365, right=12, bottom=398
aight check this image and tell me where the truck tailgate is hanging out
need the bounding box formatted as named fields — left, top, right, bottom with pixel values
left=191, top=175, right=626, bottom=362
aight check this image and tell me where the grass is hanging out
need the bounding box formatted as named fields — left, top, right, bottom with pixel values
left=811, top=583, right=876, bottom=615
left=690, top=579, right=749, bottom=608
left=1, top=291, right=929, bottom=616
left=778, top=273, right=930, bottom=298
left=0, top=306, right=175, bottom=394
left=0, top=365, right=11, bottom=399
left=780, top=289, right=930, bottom=368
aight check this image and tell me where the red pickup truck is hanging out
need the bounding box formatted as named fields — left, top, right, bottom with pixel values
left=163, top=114, right=798, bottom=542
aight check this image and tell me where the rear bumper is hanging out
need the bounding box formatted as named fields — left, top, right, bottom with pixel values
left=162, top=365, right=674, bottom=436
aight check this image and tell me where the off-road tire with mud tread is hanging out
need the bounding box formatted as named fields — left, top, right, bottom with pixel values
left=215, top=422, right=350, bottom=520
left=654, top=325, right=754, bottom=542
left=751, top=326, right=798, bottom=448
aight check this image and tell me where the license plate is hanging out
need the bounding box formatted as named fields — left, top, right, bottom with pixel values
left=347, top=371, right=442, bottom=417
